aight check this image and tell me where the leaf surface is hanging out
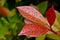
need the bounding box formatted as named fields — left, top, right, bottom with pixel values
left=46, top=6, right=56, bottom=26
left=17, top=6, right=50, bottom=29
left=18, top=24, right=48, bottom=37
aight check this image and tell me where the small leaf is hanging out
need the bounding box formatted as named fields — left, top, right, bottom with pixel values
left=55, top=10, right=60, bottom=24
left=8, top=9, right=16, bottom=17
left=51, top=25, right=59, bottom=32
left=18, top=24, right=48, bottom=37
left=36, top=34, right=46, bottom=40
left=1, top=17, right=9, bottom=24
left=0, top=0, right=6, bottom=6
left=46, top=33, right=60, bottom=40
left=17, top=6, right=50, bottom=29
left=46, top=6, right=56, bottom=26
left=8, top=12, right=20, bottom=23
left=0, top=6, right=10, bottom=17
left=37, top=1, right=48, bottom=15
left=0, top=21, right=9, bottom=38
left=54, top=19, right=60, bottom=30
left=54, top=10, right=60, bottom=30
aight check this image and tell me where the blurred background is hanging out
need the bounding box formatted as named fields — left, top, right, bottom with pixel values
left=0, top=0, right=60, bottom=40
left=6, top=0, right=60, bottom=12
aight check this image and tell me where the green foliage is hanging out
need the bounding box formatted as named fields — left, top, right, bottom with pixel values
left=36, top=34, right=46, bottom=40
left=0, top=0, right=6, bottom=6
left=56, top=12, right=60, bottom=24
left=0, top=17, right=9, bottom=39
left=37, top=1, right=48, bottom=15
left=8, top=9, right=16, bottom=17
left=0, top=8, right=24, bottom=40
left=53, top=10, right=60, bottom=30
left=46, top=33, right=60, bottom=40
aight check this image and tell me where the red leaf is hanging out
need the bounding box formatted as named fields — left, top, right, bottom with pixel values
left=17, top=6, right=50, bottom=29
left=18, top=24, right=48, bottom=37
left=46, top=6, right=56, bottom=26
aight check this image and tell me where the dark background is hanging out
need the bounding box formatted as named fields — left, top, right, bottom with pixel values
left=7, top=0, right=60, bottom=12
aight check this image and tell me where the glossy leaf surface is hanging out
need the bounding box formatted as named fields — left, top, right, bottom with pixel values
left=18, top=24, right=48, bottom=37
left=17, top=6, right=50, bottom=29
left=46, top=6, right=56, bottom=26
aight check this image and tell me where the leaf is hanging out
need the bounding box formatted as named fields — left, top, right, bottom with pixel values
left=54, top=10, right=60, bottom=30
left=36, top=34, right=46, bottom=40
left=7, top=9, right=25, bottom=34
left=37, top=1, right=48, bottom=15
left=8, top=9, right=24, bottom=24
left=55, top=10, right=60, bottom=24
left=8, top=15, right=20, bottom=23
left=7, top=9, right=16, bottom=17
left=0, top=19, right=9, bottom=38
left=53, top=19, right=60, bottom=30
left=10, top=23, right=17, bottom=29
left=17, top=6, right=50, bottom=29
left=51, top=25, right=59, bottom=32
left=46, top=6, right=56, bottom=26
left=18, top=24, right=48, bottom=37
left=0, top=0, right=6, bottom=6
left=0, top=6, right=10, bottom=17
left=1, top=17, right=9, bottom=24
left=46, top=33, right=60, bottom=40
left=8, top=10, right=20, bottom=23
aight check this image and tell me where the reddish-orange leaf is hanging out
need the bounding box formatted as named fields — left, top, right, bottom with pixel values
left=46, top=6, right=56, bottom=26
left=0, top=6, right=10, bottom=17
left=18, top=24, right=48, bottom=37
left=17, top=6, right=50, bottom=29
